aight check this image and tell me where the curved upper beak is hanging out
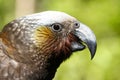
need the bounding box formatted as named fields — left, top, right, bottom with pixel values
left=72, top=23, right=97, bottom=59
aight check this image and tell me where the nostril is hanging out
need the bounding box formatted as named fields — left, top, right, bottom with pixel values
left=74, top=22, right=80, bottom=28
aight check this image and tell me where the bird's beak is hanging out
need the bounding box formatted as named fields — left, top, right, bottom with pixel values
left=72, top=23, right=97, bottom=59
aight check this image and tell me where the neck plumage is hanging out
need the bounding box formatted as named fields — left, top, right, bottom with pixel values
left=29, top=51, right=71, bottom=80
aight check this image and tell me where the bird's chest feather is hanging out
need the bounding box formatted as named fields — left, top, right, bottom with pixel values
left=0, top=50, right=70, bottom=80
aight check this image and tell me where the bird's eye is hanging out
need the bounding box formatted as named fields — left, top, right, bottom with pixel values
left=74, top=22, right=80, bottom=28
left=51, top=23, right=62, bottom=32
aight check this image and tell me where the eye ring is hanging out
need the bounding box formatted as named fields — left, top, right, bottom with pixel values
left=51, top=23, right=62, bottom=32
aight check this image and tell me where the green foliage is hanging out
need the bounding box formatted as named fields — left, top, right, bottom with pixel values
left=0, top=0, right=15, bottom=30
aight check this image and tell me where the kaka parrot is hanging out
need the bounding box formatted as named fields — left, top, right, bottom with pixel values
left=0, top=11, right=97, bottom=80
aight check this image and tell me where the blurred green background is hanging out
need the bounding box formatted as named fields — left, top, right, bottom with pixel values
left=0, top=0, right=120, bottom=80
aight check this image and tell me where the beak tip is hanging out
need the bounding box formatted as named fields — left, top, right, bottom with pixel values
left=89, top=42, right=97, bottom=60
left=90, top=52, right=95, bottom=60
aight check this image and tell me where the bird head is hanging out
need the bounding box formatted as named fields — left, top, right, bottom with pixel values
left=0, top=11, right=97, bottom=63
left=33, top=11, right=97, bottom=59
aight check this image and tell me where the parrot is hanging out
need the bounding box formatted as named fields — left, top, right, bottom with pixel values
left=0, top=11, right=97, bottom=80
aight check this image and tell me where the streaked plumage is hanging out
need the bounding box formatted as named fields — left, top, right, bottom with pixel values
left=0, top=11, right=97, bottom=80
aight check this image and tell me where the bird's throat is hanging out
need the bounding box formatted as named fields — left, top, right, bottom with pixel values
left=30, top=52, right=68, bottom=80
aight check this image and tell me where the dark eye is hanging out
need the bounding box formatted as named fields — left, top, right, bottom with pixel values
left=51, top=23, right=62, bottom=32
left=74, top=22, right=80, bottom=28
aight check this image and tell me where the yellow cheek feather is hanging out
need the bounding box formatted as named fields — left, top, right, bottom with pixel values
left=34, top=26, right=55, bottom=47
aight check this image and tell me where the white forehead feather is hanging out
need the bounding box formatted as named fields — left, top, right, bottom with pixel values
left=25, top=11, right=76, bottom=25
